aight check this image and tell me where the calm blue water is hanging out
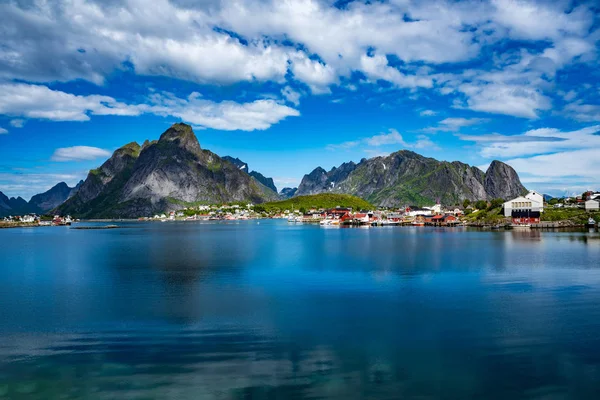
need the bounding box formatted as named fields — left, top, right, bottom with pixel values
left=1, top=221, right=600, bottom=399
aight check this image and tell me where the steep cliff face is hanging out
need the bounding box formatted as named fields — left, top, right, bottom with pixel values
left=57, top=123, right=278, bottom=218
left=484, top=160, right=528, bottom=200
left=296, top=150, right=526, bottom=206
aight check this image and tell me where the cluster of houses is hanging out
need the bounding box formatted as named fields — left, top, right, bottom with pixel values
left=1, top=214, right=73, bottom=226
left=145, top=204, right=259, bottom=222
left=289, top=204, right=462, bottom=226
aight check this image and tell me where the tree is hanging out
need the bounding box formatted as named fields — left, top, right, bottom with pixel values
left=462, top=199, right=471, bottom=208
left=475, top=200, right=488, bottom=210
left=488, top=198, right=504, bottom=210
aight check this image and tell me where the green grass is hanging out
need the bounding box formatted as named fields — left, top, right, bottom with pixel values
left=464, top=206, right=507, bottom=224
left=259, top=193, right=373, bottom=212
left=542, top=207, right=597, bottom=224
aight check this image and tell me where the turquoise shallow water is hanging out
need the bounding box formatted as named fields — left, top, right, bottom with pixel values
left=1, top=221, right=600, bottom=399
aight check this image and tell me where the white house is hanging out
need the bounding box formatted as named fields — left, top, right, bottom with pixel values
left=503, top=191, right=544, bottom=217
left=423, top=203, right=442, bottom=214
left=585, top=199, right=600, bottom=211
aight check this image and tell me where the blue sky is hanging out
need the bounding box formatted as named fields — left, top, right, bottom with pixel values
left=0, top=0, right=599, bottom=199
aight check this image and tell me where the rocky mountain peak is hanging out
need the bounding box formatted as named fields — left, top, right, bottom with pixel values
left=158, top=123, right=201, bottom=154
left=484, top=160, right=527, bottom=199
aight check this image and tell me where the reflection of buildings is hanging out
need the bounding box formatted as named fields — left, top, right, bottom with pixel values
left=503, top=191, right=544, bottom=224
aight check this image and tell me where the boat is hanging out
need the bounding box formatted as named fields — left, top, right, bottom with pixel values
left=511, top=224, right=531, bottom=229
left=588, top=217, right=597, bottom=228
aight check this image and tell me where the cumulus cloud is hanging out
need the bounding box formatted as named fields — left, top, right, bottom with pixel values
left=0, top=83, right=299, bottom=131
left=51, top=146, right=112, bottom=162
left=148, top=92, right=300, bottom=131
left=0, top=127, right=7, bottom=134
left=0, top=0, right=597, bottom=126
left=0, top=83, right=144, bottom=121
left=419, top=110, right=437, bottom=117
left=365, top=129, right=407, bottom=147
left=454, top=83, right=552, bottom=119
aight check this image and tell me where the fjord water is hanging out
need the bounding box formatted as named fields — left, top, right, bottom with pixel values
left=1, top=222, right=600, bottom=399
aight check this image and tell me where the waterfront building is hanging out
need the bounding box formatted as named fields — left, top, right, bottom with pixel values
left=585, top=199, right=600, bottom=211
left=503, top=191, right=544, bottom=224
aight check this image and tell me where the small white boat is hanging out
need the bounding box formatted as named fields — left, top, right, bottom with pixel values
left=511, top=224, right=531, bottom=229
left=588, top=218, right=597, bottom=228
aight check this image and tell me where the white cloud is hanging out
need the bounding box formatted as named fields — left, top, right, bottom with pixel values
left=419, top=110, right=437, bottom=117
left=366, top=129, right=407, bottom=147
left=458, top=125, right=600, bottom=158
left=506, top=149, right=600, bottom=191
left=0, top=0, right=597, bottom=122
left=51, top=146, right=112, bottom=162
left=454, top=83, right=552, bottom=119
left=9, top=119, right=25, bottom=128
left=0, top=172, right=84, bottom=200
left=564, top=102, right=600, bottom=122
left=0, top=127, right=7, bottom=134
left=423, top=117, right=488, bottom=133
left=290, top=53, right=337, bottom=94
left=0, top=83, right=144, bottom=121
left=0, top=83, right=299, bottom=131
left=492, top=0, right=593, bottom=41
left=148, top=92, right=300, bottom=131
left=359, top=53, right=432, bottom=89
left=281, top=86, right=301, bottom=106
left=328, top=128, right=438, bottom=152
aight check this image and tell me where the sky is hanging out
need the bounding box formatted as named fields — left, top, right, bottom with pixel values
left=0, top=0, right=599, bottom=200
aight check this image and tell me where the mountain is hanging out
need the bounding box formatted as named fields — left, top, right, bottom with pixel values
left=295, top=150, right=527, bottom=206
left=279, top=187, right=298, bottom=199
left=223, top=156, right=278, bottom=193
left=56, top=123, right=279, bottom=218
left=0, top=192, right=36, bottom=217
left=222, top=156, right=248, bottom=172
left=249, top=171, right=277, bottom=193
left=29, top=181, right=82, bottom=212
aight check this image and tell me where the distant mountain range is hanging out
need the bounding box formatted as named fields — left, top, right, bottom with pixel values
left=296, top=151, right=527, bottom=206
left=279, top=187, right=297, bottom=199
left=2, top=123, right=531, bottom=218
left=1, top=181, right=82, bottom=217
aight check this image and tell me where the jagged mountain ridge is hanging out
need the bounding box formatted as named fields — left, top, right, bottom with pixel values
left=57, top=123, right=279, bottom=218
left=223, top=156, right=278, bottom=193
left=295, top=150, right=527, bottom=206
left=0, top=181, right=83, bottom=217
left=29, top=181, right=83, bottom=212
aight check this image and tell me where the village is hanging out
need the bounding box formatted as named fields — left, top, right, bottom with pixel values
left=2, top=190, right=599, bottom=229
left=139, top=190, right=600, bottom=229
